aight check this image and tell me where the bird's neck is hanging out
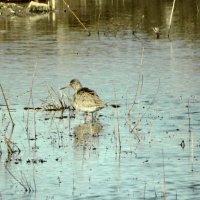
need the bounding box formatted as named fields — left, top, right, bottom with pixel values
left=74, top=85, right=82, bottom=92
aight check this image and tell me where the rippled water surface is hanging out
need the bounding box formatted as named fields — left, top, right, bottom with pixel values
left=0, top=0, right=200, bottom=199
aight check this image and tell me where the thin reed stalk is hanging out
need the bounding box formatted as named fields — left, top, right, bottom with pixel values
left=114, top=89, right=121, bottom=151
left=43, top=84, right=69, bottom=111
left=97, top=9, right=101, bottom=38
left=62, top=0, right=90, bottom=36
left=127, top=47, right=144, bottom=119
left=0, top=83, right=15, bottom=127
left=162, top=149, right=166, bottom=200
left=33, top=165, right=37, bottom=192
left=127, top=75, right=141, bottom=117
left=26, top=62, right=37, bottom=138
left=5, top=164, right=33, bottom=192
left=4, top=136, right=13, bottom=156
left=197, top=0, right=199, bottom=14
left=130, top=79, right=160, bottom=133
left=4, top=133, right=20, bottom=157
left=187, top=98, right=191, bottom=140
left=168, top=0, right=176, bottom=39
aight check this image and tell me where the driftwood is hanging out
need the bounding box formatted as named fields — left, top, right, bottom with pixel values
left=27, top=1, right=49, bottom=13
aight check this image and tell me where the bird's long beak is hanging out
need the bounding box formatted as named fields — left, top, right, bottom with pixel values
left=59, top=84, right=69, bottom=90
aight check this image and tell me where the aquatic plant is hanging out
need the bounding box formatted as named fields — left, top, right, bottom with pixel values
left=41, top=84, right=71, bottom=111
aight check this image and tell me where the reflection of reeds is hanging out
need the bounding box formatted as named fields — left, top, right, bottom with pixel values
left=115, top=89, right=121, bottom=150
left=112, top=88, right=121, bottom=154
left=187, top=97, right=195, bottom=172
left=0, top=83, right=15, bottom=127
left=5, top=164, right=35, bottom=192
left=97, top=9, right=101, bottom=38
left=168, top=0, right=176, bottom=39
left=62, top=0, right=90, bottom=36
left=152, top=27, right=160, bottom=39
left=0, top=84, right=20, bottom=158
left=26, top=62, right=37, bottom=140
left=162, top=149, right=166, bottom=200
left=126, top=47, right=144, bottom=142
left=130, top=79, right=160, bottom=133
left=4, top=126, right=20, bottom=160
left=187, top=98, right=191, bottom=140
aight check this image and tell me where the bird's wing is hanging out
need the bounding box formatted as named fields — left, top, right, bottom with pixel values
left=76, top=87, right=106, bottom=107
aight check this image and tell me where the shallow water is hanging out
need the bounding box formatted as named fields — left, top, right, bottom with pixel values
left=0, top=0, right=200, bottom=199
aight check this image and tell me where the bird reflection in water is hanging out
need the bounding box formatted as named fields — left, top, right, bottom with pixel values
left=73, top=121, right=103, bottom=145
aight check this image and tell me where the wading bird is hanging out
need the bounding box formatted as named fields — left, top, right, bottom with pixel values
left=60, top=79, right=107, bottom=122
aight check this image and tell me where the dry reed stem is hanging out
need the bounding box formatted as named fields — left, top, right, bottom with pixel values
left=114, top=89, right=121, bottom=151
left=21, top=171, right=33, bottom=192
left=127, top=47, right=144, bottom=119
left=43, top=84, right=69, bottom=111
left=62, top=0, right=90, bottom=35
left=0, top=83, right=15, bottom=127
left=187, top=98, right=191, bottom=140
left=26, top=61, right=37, bottom=137
left=168, top=0, right=176, bottom=38
left=126, top=47, right=144, bottom=142
left=33, top=165, right=37, bottom=192
left=187, top=98, right=195, bottom=171
left=162, top=149, right=166, bottom=200
left=130, top=79, right=160, bottom=133
left=127, top=75, right=141, bottom=118
left=46, top=84, right=60, bottom=109
left=136, top=74, right=143, bottom=131
left=4, top=136, right=13, bottom=156
left=97, top=9, right=101, bottom=37
left=33, top=106, right=37, bottom=142
left=5, top=164, right=32, bottom=192
left=144, top=181, right=147, bottom=199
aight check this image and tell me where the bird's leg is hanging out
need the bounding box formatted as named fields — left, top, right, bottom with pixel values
left=91, top=112, right=94, bottom=124
left=84, top=112, right=88, bottom=123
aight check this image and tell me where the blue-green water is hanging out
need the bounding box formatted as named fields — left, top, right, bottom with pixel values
left=0, top=1, right=200, bottom=199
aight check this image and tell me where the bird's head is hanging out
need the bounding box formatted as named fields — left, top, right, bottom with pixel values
left=60, top=79, right=82, bottom=92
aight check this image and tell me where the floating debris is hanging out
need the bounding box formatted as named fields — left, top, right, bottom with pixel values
left=180, top=140, right=185, bottom=149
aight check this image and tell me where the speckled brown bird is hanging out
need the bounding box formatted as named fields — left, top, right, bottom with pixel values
left=60, top=79, right=107, bottom=121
